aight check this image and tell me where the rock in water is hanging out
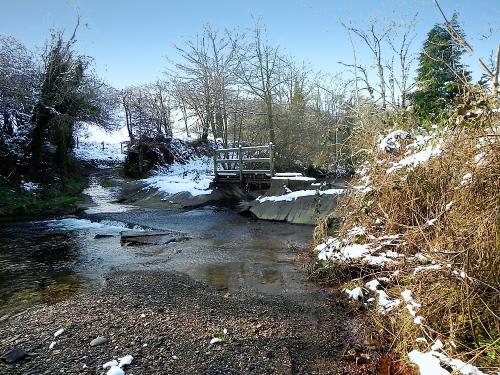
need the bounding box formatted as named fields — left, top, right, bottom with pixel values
left=90, top=336, right=108, bottom=346
left=94, top=234, right=114, bottom=239
left=1, top=348, right=27, bottom=363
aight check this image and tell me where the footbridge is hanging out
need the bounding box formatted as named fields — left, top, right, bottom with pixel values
left=213, top=143, right=275, bottom=185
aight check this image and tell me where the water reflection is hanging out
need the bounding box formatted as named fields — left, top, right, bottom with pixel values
left=0, top=224, right=82, bottom=311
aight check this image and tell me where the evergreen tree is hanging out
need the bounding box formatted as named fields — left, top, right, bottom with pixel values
left=30, top=30, right=115, bottom=176
left=410, top=14, right=470, bottom=121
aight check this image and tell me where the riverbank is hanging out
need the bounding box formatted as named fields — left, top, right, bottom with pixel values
left=0, top=270, right=378, bottom=375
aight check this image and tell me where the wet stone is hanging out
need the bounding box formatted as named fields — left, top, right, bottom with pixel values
left=2, top=348, right=27, bottom=363
left=94, top=234, right=114, bottom=239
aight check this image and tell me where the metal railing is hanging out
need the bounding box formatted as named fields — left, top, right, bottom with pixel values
left=214, top=143, right=275, bottom=181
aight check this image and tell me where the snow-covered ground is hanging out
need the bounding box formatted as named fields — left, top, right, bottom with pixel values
left=141, top=156, right=214, bottom=197
left=73, top=123, right=128, bottom=167
left=73, top=141, right=125, bottom=165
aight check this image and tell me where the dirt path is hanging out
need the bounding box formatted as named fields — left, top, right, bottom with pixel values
left=0, top=270, right=376, bottom=375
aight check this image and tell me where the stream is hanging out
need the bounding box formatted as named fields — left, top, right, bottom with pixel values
left=0, top=169, right=314, bottom=313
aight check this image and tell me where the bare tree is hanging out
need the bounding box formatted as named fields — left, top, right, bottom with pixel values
left=234, top=22, right=284, bottom=144
left=173, top=24, right=240, bottom=145
left=346, top=22, right=392, bottom=108
left=387, top=15, right=418, bottom=108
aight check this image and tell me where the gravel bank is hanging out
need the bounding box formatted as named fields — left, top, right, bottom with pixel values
left=0, top=271, right=377, bottom=374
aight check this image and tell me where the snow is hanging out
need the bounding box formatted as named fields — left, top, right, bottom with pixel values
left=408, top=350, right=450, bottom=375
left=375, top=289, right=400, bottom=313
left=118, top=355, right=133, bottom=367
left=103, top=360, right=119, bottom=369
left=274, top=172, right=303, bottom=177
left=54, top=328, right=64, bottom=337
left=445, top=201, right=454, bottom=211
left=315, top=238, right=342, bottom=261
left=414, top=264, right=442, bottom=274
left=387, top=141, right=443, bottom=174
left=353, top=175, right=372, bottom=194
left=103, top=355, right=133, bottom=375
left=256, top=188, right=344, bottom=203
left=210, top=337, right=223, bottom=345
left=408, top=349, right=487, bottom=375
left=106, top=366, right=125, bottom=375
left=365, top=279, right=380, bottom=291
left=426, top=218, right=438, bottom=226
left=414, top=316, right=424, bottom=325
left=141, top=156, right=213, bottom=197
left=379, top=130, right=410, bottom=152
left=342, top=244, right=372, bottom=259
left=474, top=152, right=486, bottom=166
left=460, top=173, right=473, bottom=187
left=271, top=176, right=316, bottom=181
left=21, top=181, right=40, bottom=192
left=344, top=287, right=364, bottom=301
left=431, top=339, right=443, bottom=351
left=347, top=226, right=366, bottom=238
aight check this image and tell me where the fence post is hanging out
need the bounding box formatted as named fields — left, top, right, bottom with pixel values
left=213, top=151, right=218, bottom=179
left=269, top=142, right=275, bottom=177
left=238, top=145, right=243, bottom=182
left=138, top=145, right=143, bottom=175
left=102, top=141, right=105, bottom=150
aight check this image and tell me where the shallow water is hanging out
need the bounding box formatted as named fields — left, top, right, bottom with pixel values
left=0, top=170, right=314, bottom=313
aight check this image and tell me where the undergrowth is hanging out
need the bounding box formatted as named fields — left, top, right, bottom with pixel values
left=0, top=176, right=87, bottom=218
left=313, top=89, right=499, bottom=373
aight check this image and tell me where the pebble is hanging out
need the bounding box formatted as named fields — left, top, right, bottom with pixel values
left=90, top=336, right=108, bottom=346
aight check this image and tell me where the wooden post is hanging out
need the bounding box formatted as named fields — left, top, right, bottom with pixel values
left=76, top=136, right=79, bottom=149
left=269, top=142, right=275, bottom=177
left=238, top=145, right=243, bottom=182
left=213, top=151, right=218, bottom=179
left=138, top=145, right=143, bottom=175
left=120, top=142, right=123, bottom=154
left=102, top=141, right=105, bottom=150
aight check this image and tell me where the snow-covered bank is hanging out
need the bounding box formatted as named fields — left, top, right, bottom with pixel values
left=141, top=156, right=213, bottom=197
left=313, top=118, right=500, bottom=374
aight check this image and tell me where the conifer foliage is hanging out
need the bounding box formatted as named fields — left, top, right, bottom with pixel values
left=410, top=14, right=471, bottom=121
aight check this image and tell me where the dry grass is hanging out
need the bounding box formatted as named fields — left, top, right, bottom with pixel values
left=316, top=91, right=499, bottom=371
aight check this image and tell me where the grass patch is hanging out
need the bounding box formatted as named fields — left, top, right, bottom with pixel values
left=0, top=176, right=87, bottom=218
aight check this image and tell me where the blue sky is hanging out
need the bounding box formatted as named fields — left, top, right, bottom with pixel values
left=1, top=0, right=498, bottom=88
